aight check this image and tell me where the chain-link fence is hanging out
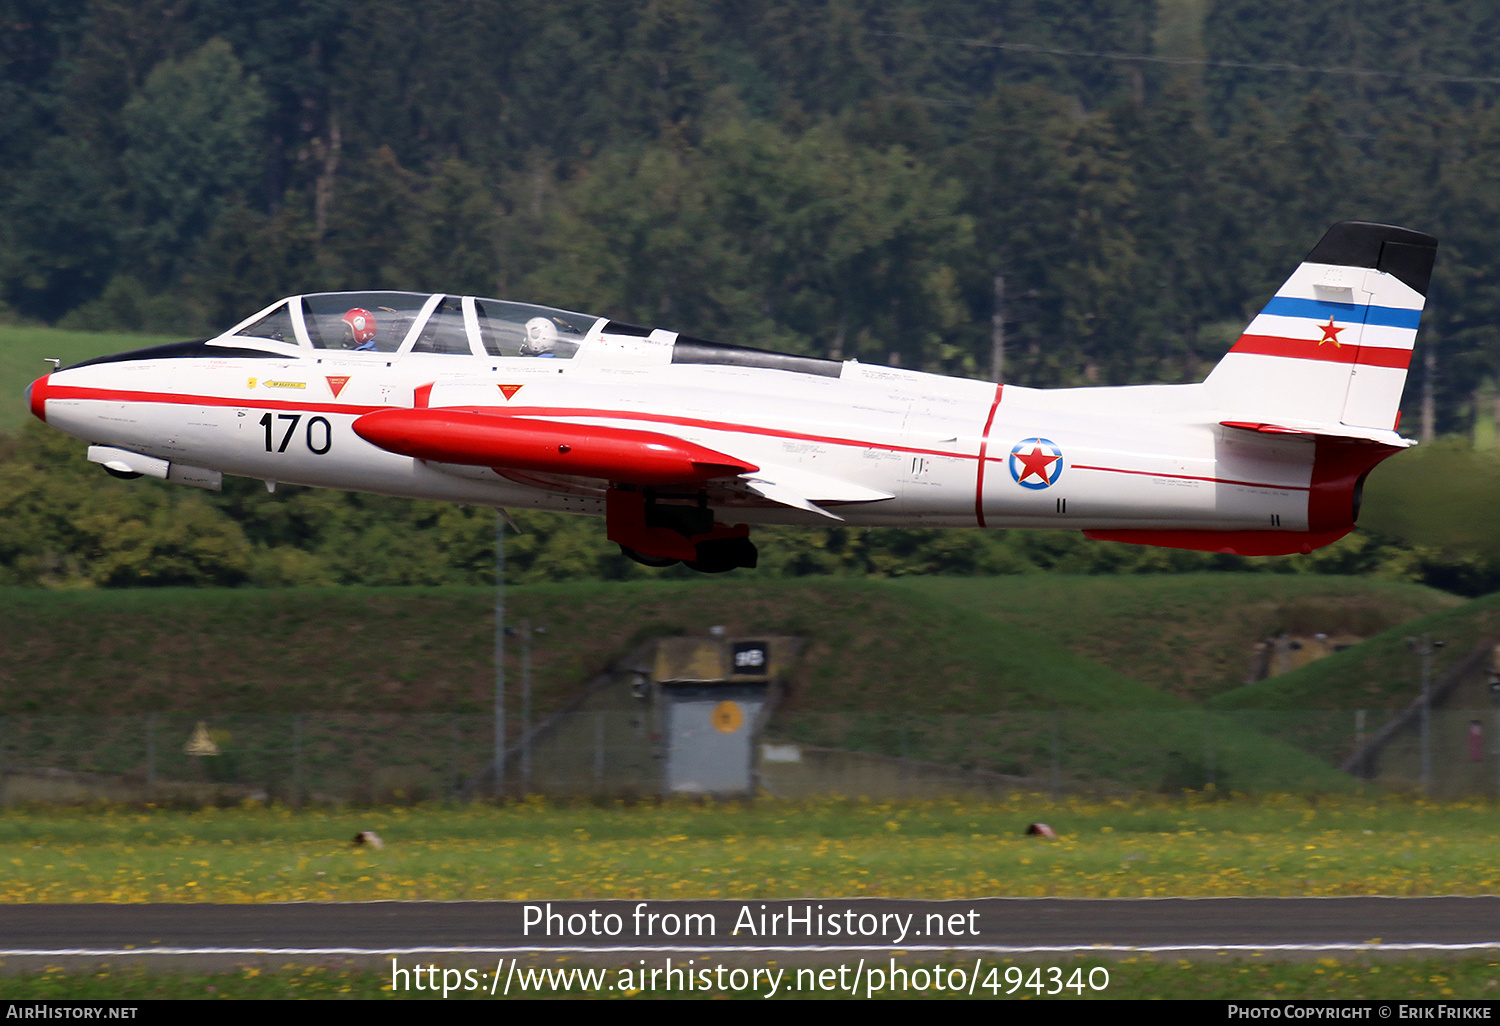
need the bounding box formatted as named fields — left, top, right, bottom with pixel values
left=3, top=706, right=1499, bottom=803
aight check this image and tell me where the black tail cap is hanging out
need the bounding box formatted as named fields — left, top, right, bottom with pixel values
left=1306, top=221, right=1439, bottom=296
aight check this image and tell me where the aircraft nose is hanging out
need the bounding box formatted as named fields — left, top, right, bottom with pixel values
left=26, top=373, right=49, bottom=423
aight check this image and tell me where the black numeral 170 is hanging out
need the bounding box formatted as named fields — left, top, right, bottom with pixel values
left=259, top=413, right=332, bottom=455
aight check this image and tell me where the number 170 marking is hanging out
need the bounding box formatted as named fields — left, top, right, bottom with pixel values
left=259, top=413, right=332, bottom=455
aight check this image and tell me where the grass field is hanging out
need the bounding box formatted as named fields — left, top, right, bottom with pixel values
left=0, top=325, right=178, bottom=434
left=3, top=795, right=1498, bottom=903
left=3, top=956, right=1498, bottom=999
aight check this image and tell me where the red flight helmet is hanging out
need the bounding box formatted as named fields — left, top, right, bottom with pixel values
left=342, top=307, right=377, bottom=345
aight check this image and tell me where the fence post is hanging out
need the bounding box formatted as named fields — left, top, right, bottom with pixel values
left=1050, top=711, right=1061, bottom=802
left=146, top=713, right=156, bottom=788
left=1204, top=710, right=1215, bottom=789
left=900, top=722, right=910, bottom=798
left=1355, top=709, right=1366, bottom=788
left=451, top=714, right=461, bottom=799
left=594, top=713, right=605, bottom=791
left=292, top=714, right=303, bottom=809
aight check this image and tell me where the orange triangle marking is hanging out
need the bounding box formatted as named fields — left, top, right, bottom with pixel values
left=326, top=375, right=352, bottom=398
left=498, top=384, right=524, bottom=400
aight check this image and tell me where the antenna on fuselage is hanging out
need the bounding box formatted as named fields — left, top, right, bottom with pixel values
left=43, top=358, right=60, bottom=370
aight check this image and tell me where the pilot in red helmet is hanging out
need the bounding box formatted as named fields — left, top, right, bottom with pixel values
left=341, top=308, right=378, bottom=351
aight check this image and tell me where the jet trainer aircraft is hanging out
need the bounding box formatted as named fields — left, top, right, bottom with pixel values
left=26, top=221, right=1436, bottom=573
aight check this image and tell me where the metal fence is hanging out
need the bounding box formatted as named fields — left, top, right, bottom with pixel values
left=2, top=706, right=1499, bottom=804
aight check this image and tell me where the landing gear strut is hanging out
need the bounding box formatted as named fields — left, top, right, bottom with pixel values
left=608, top=486, right=758, bottom=573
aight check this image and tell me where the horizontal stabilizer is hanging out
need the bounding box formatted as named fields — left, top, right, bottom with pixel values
left=1220, top=420, right=1415, bottom=448
left=739, top=465, right=894, bottom=521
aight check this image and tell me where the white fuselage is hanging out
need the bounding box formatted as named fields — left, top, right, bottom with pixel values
left=36, top=341, right=1313, bottom=534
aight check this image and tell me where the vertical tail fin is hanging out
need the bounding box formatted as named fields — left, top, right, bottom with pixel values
left=1204, top=222, right=1437, bottom=434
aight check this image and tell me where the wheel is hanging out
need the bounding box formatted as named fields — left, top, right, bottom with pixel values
left=619, top=545, right=679, bottom=568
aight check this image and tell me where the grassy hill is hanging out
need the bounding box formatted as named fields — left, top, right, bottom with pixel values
left=0, top=575, right=1431, bottom=792
left=0, top=325, right=179, bottom=434
left=3, top=575, right=1455, bottom=717
left=894, top=574, right=1458, bottom=701
left=1213, top=591, right=1500, bottom=712
left=1200, top=592, right=1500, bottom=779
left=0, top=579, right=1182, bottom=718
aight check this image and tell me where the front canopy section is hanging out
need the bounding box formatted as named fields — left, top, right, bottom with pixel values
left=302, top=292, right=431, bottom=353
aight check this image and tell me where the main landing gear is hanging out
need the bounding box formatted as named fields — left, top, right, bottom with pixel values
left=609, top=486, right=758, bottom=573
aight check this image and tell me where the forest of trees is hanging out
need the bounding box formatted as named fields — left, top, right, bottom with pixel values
left=6, top=0, right=1500, bottom=590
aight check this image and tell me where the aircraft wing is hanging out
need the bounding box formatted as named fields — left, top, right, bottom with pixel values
left=737, top=465, right=895, bottom=521
left=353, top=407, right=892, bottom=519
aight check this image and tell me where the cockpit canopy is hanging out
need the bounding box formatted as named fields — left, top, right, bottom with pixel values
left=227, top=292, right=601, bottom=360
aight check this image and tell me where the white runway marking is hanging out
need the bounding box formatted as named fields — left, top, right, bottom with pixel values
left=4, top=942, right=1500, bottom=957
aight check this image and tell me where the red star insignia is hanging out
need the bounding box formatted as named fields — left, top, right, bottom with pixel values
left=1012, top=445, right=1060, bottom=484
left=1316, top=317, right=1345, bottom=346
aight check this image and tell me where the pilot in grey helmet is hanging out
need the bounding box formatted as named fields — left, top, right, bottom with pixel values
left=521, top=316, right=559, bottom=357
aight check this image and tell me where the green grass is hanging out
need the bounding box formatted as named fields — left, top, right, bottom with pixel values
left=3, top=956, right=1498, bottom=999
left=0, top=325, right=180, bottom=434
left=894, top=574, right=1457, bottom=701
left=2, top=795, right=1498, bottom=902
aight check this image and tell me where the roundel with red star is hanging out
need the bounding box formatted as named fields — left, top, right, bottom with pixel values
left=1008, top=437, right=1065, bottom=490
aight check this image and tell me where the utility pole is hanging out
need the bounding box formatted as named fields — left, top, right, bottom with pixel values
left=494, top=513, right=506, bottom=797
left=505, top=618, right=547, bottom=794
left=1489, top=656, right=1500, bottom=798
left=1421, top=343, right=1435, bottom=443
left=991, top=273, right=1006, bottom=384
left=1408, top=634, right=1445, bottom=796
left=521, top=617, right=531, bottom=794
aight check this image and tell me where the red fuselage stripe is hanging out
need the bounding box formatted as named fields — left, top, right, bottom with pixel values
left=42, top=384, right=1310, bottom=495
left=1230, top=335, right=1413, bottom=369
left=974, top=383, right=1003, bottom=528
left=43, top=383, right=386, bottom=416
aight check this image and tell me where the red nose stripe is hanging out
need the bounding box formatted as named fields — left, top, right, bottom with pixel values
left=353, top=408, right=757, bottom=485
left=28, top=374, right=50, bottom=423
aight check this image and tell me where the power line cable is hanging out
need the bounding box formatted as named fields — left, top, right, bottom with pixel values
left=870, top=28, right=1500, bottom=86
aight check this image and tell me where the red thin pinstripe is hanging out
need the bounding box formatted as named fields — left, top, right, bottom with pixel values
left=974, top=384, right=1003, bottom=528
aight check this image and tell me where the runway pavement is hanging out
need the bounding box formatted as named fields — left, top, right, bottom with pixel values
left=3, top=897, right=1499, bottom=961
